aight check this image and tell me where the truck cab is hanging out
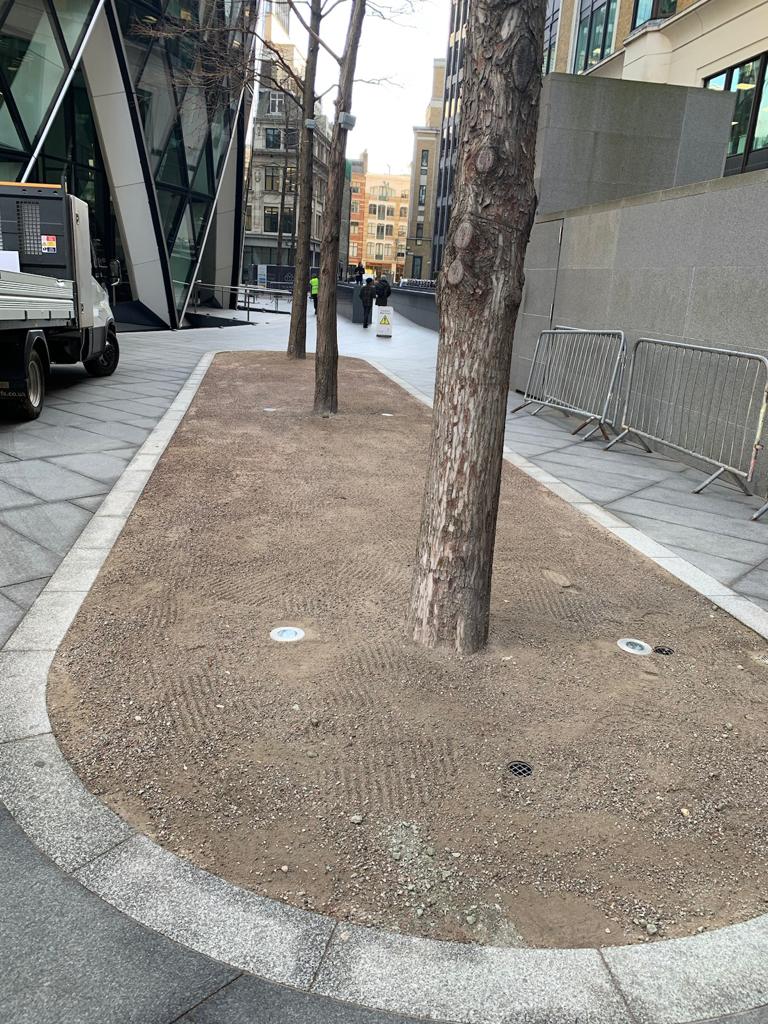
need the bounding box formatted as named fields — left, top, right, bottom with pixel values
left=0, top=182, right=119, bottom=420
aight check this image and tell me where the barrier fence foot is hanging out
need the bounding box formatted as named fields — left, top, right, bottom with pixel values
left=692, top=466, right=726, bottom=494
left=507, top=400, right=531, bottom=416
left=604, top=429, right=629, bottom=452
left=752, top=500, right=768, bottom=522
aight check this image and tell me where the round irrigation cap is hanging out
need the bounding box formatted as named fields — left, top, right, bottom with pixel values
left=617, top=638, right=652, bottom=656
left=270, top=626, right=305, bottom=643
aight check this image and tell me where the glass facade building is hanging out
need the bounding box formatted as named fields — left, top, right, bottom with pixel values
left=0, top=0, right=256, bottom=326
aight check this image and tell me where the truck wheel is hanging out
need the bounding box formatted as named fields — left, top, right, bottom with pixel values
left=17, top=349, right=45, bottom=420
left=84, top=328, right=120, bottom=378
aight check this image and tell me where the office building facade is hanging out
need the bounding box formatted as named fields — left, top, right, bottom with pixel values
left=0, top=0, right=258, bottom=327
left=404, top=58, right=444, bottom=282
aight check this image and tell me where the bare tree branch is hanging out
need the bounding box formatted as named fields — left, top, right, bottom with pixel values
left=286, top=0, right=343, bottom=63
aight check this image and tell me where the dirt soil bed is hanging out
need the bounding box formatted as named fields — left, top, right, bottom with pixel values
left=50, top=352, right=768, bottom=949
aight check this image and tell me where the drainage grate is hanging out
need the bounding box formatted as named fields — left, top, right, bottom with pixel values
left=506, top=760, right=533, bottom=778
left=654, top=646, right=674, bottom=656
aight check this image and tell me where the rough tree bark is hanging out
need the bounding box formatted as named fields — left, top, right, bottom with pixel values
left=409, top=0, right=546, bottom=653
left=313, top=0, right=366, bottom=414
left=287, top=0, right=321, bottom=359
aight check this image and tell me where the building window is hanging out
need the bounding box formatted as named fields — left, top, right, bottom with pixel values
left=366, top=242, right=374, bottom=256
left=377, top=204, right=386, bottom=219
left=351, top=184, right=360, bottom=193
left=398, top=224, right=406, bottom=237
left=386, top=205, right=395, bottom=217
left=264, top=206, right=280, bottom=232
left=368, top=202, right=377, bottom=214
left=420, top=149, right=429, bottom=168
left=399, top=205, right=408, bottom=217
left=385, top=224, right=394, bottom=236
left=351, top=200, right=359, bottom=213
left=415, top=222, right=424, bottom=239
left=632, top=0, right=675, bottom=29
left=268, top=91, right=285, bottom=115
left=705, top=54, right=768, bottom=174
left=350, top=220, right=360, bottom=232
left=418, top=184, right=427, bottom=206
left=376, top=224, right=385, bottom=239
left=285, top=167, right=297, bottom=192
left=264, top=165, right=280, bottom=191
left=367, top=223, right=376, bottom=237
left=572, top=0, right=616, bottom=73
left=412, top=255, right=423, bottom=277
left=384, top=244, right=392, bottom=256
left=285, top=127, right=299, bottom=149
left=543, top=0, right=561, bottom=74
left=375, top=243, right=384, bottom=258
left=265, top=128, right=281, bottom=149
left=350, top=243, right=358, bottom=258
left=282, top=208, right=294, bottom=235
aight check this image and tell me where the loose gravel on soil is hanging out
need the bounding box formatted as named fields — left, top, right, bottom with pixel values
left=49, top=352, right=768, bottom=949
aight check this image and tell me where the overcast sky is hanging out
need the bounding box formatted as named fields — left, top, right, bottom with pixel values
left=290, top=0, right=451, bottom=175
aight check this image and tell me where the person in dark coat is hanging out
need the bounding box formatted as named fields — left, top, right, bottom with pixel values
left=375, top=275, right=392, bottom=306
left=355, top=262, right=365, bottom=284
left=359, top=277, right=376, bottom=328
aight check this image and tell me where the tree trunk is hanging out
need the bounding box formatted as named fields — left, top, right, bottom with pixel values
left=313, top=0, right=365, bottom=414
left=409, top=0, right=545, bottom=653
left=287, top=0, right=321, bottom=359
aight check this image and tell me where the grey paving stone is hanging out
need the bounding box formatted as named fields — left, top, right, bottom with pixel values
left=3, top=591, right=81, bottom=650
left=663, top=546, right=754, bottom=588
left=0, top=523, right=60, bottom=588
left=47, top=452, right=129, bottom=484
left=0, top=805, right=238, bottom=1024
left=311, top=926, right=632, bottom=1024
left=0, top=460, right=107, bottom=501
left=76, top=835, right=335, bottom=987
left=0, top=501, right=91, bottom=557
left=0, top=576, right=48, bottom=610
left=72, top=493, right=106, bottom=512
left=0, top=424, right=127, bottom=458
left=608, top=495, right=768, bottom=546
left=71, top=419, right=151, bottom=445
left=0, top=650, right=52, bottom=741
left=0, top=733, right=134, bottom=871
left=732, top=566, right=768, bottom=603
left=0, top=593, right=23, bottom=648
left=0, top=480, right=39, bottom=511
left=179, top=974, right=433, bottom=1024
left=615, top=512, right=768, bottom=567
left=604, top=917, right=768, bottom=1024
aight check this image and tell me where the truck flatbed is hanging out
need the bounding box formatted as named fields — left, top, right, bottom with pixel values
left=0, top=268, right=76, bottom=324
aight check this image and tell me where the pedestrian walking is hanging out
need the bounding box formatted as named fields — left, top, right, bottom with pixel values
left=375, top=275, right=391, bottom=306
left=309, top=272, right=319, bottom=313
left=360, top=277, right=376, bottom=328
left=355, top=262, right=364, bottom=284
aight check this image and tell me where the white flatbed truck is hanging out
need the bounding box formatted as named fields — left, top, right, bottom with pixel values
left=0, top=182, right=119, bottom=419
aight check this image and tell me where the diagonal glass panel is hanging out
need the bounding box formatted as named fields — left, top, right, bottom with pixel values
left=170, top=202, right=196, bottom=307
left=0, top=0, right=67, bottom=141
left=190, top=197, right=210, bottom=244
left=136, top=46, right=178, bottom=172
left=179, top=83, right=209, bottom=183
left=157, top=123, right=187, bottom=188
left=156, top=185, right=184, bottom=248
left=0, top=90, right=24, bottom=151
left=0, top=157, right=24, bottom=180
left=51, top=0, right=95, bottom=56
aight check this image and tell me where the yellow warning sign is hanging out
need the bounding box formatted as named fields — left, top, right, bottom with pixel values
left=379, top=315, right=390, bottom=325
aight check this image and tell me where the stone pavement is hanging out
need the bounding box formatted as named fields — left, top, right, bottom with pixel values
left=3, top=310, right=768, bottom=1023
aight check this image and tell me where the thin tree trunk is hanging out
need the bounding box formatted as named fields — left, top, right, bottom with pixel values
left=287, top=0, right=321, bottom=359
left=409, top=0, right=545, bottom=653
left=313, top=0, right=365, bottom=414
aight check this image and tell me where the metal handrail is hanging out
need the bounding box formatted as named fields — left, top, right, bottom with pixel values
left=185, top=280, right=292, bottom=319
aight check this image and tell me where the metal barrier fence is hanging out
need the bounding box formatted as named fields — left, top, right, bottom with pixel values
left=510, top=329, right=626, bottom=441
left=606, top=338, right=768, bottom=518
left=188, top=281, right=291, bottom=318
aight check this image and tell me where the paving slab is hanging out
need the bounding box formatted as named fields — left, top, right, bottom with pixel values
left=3, top=591, right=83, bottom=650
left=47, top=452, right=130, bottom=484
left=0, top=479, right=40, bottom=511
left=0, top=460, right=109, bottom=501
left=0, top=805, right=238, bottom=1024
left=608, top=495, right=768, bottom=545
left=0, top=424, right=128, bottom=458
left=0, top=576, right=48, bottom=609
left=178, top=974, right=435, bottom=1024
left=604, top=917, right=768, bottom=1024
left=0, top=500, right=91, bottom=556
left=311, top=926, right=632, bottom=1024
left=0, top=650, right=53, bottom=741
left=76, top=835, right=335, bottom=987
left=613, top=512, right=768, bottom=565
left=0, top=733, right=133, bottom=870
left=0, top=593, right=22, bottom=648
left=0, top=523, right=60, bottom=587
left=72, top=493, right=107, bottom=511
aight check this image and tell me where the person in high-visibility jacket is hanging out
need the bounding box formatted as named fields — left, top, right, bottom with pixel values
left=309, top=273, right=319, bottom=313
